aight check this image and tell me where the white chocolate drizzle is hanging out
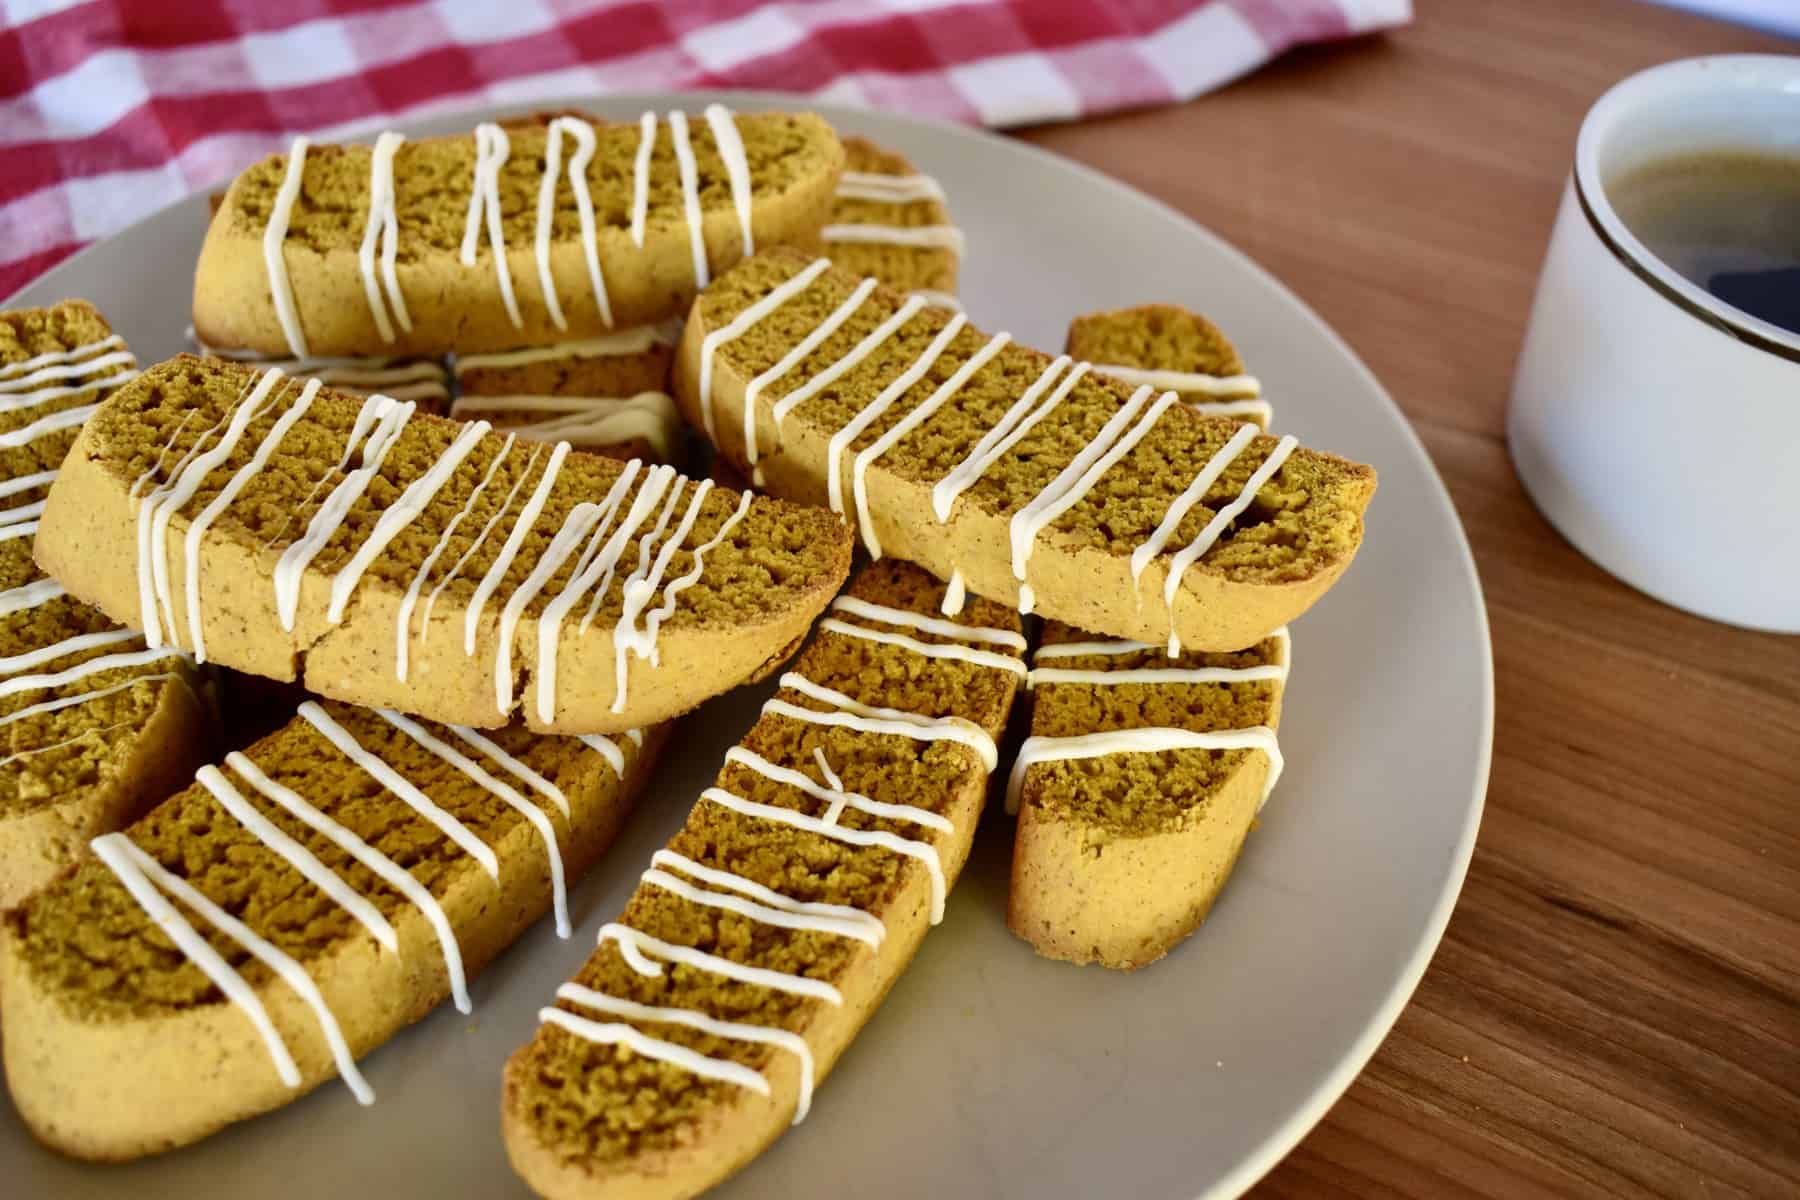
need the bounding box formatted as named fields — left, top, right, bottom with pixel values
left=463, top=441, right=568, bottom=656
left=0, top=338, right=137, bottom=413
left=851, top=329, right=1010, bottom=558
left=768, top=673, right=997, bottom=773
left=1129, top=422, right=1260, bottom=590
left=461, top=123, right=523, bottom=330
left=829, top=594, right=1025, bottom=651
left=818, top=617, right=1027, bottom=678
left=599, top=922, right=843, bottom=1003
left=702, top=785, right=949, bottom=924
left=835, top=171, right=947, bottom=204
left=376, top=707, right=571, bottom=938
left=941, top=568, right=966, bottom=616
left=0, top=333, right=126, bottom=381
left=326, top=418, right=490, bottom=625
left=668, top=110, right=708, bottom=288
left=548, top=986, right=816, bottom=1122
left=535, top=116, right=613, bottom=331
left=224, top=749, right=473, bottom=1014
left=822, top=223, right=966, bottom=256
left=1029, top=627, right=1291, bottom=689
left=264, top=136, right=312, bottom=358
left=90, top=831, right=373, bottom=1104
left=395, top=433, right=516, bottom=682
left=137, top=369, right=284, bottom=647
left=0, top=402, right=100, bottom=449
left=196, top=763, right=400, bottom=952
left=273, top=393, right=415, bottom=632
left=725, top=745, right=953, bottom=836
left=0, top=642, right=183, bottom=702
left=453, top=321, right=677, bottom=371
left=704, top=104, right=755, bottom=258
left=826, top=312, right=965, bottom=517
left=0, top=576, right=64, bottom=617
left=298, top=700, right=498, bottom=879
left=931, top=356, right=1078, bottom=523
left=1160, top=435, right=1298, bottom=656
left=642, top=852, right=883, bottom=947
left=356, top=131, right=412, bottom=343
left=629, top=112, right=656, bottom=249
left=911, top=289, right=962, bottom=312
left=538, top=1006, right=772, bottom=1105
left=1009, top=385, right=1179, bottom=612
left=697, top=256, right=832, bottom=441
left=1006, top=725, right=1284, bottom=816
left=742, top=277, right=876, bottom=485
left=1092, top=363, right=1263, bottom=398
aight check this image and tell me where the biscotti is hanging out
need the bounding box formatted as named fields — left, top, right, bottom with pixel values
left=1066, top=303, right=1271, bottom=427
left=501, top=561, right=1023, bottom=1199
left=0, top=304, right=212, bottom=909
left=193, top=110, right=844, bottom=359
left=675, top=248, right=1376, bottom=652
left=1007, top=621, right=1287, bottom=969
left=1, top=701, right=663, bottom=1158
left=825, top=137, right=961, bottom=308
left=34, top=355, right=852, bottom=734
left=452, top=320, right=683, bottom=464
left=197, top=338, right=452, bottom=412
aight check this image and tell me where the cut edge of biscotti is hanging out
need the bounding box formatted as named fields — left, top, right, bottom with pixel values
left=500, top=561, right=1024, bottom=1200
left=1065, top=303, right=1270, bottom=429
left=824, top=135, right=962, bottom=302
left=1007, top=621, right=1288, bottom=971
left=0, top=301, right=217, bottom=911
left=0, top=703, right=668, bottom=1160
left=675, top=248, right=1377, bottom=653
left=33, top=355, right=853, bottom=734
left=193, top=110, right=846, bottom=359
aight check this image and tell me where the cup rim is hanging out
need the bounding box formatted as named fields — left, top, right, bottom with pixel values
left=1574, top=53, right=1800, bottom=361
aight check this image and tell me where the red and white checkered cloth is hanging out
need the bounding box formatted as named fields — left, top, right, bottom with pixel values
left=0, top=0, right=1409, bottom=299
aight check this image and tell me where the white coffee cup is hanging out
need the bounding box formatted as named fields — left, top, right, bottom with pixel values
left=1509, top=54, right=1800, bottom=633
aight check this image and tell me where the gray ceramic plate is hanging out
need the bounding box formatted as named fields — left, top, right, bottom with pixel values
left=1, top=92, right=1491, bottom=1199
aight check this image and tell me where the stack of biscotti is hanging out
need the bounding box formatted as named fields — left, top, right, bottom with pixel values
left=33, top=355, right=853, bottom=734
left=502, top=560, right=1024, bottom=1199
left=0, top=304, right=213, bottom=909
left=675, top=248, right=1376, bottom=650
left=825, top=136, right=963, bottom=311
left=1008, top=622, right=1287, bottom=969
left=1008, top=306, right=1298, bottom=968
left=1, top=699, right=666, bottom=1156
left=191, top=107, right=845, bottom=473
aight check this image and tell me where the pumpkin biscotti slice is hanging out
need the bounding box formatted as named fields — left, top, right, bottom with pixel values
left=674, top=248, right=1376, bottom=652
left=1067, top=303, right=1272, bottom=428
left=34, top=356, right=851, bottom=734
left=1, top=702, right=664, bottom=1159
left=1007, top=621, right=1287, bottom=970
left=0, top=304, right=213, bottom=909
left=193, top=109, right=844, bottom=359
left=502, top=560, right=1023, bottom=1199
left=825, top=136, right=961, bottom=309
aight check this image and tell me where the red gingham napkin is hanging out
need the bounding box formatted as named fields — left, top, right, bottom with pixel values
left=0, top=0, right=1410, bottom=300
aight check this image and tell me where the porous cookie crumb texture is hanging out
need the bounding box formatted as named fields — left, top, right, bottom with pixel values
left=1007, top=619, right=1289, bottom=971
left=34, top=355, right=852, bottom=735
left=501, top=560, right=1024, bottom=1200
left=825, top=137, right=961, bottom=305
left=193, top=110, right=845, bottom=358
left=0, top=700, right=663, bottom=1158
left=0, top=303, right=212, bottom=910
left=676, top=248, right=1376, bottom=652
left=1066, top=303, right=1272, bottom=427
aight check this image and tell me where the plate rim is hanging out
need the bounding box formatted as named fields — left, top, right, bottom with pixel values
left=2, top=88, right=1494, bottom=1200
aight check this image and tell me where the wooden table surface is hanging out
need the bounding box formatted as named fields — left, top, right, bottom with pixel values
left=1022, top=2, right=1800, bottom=1196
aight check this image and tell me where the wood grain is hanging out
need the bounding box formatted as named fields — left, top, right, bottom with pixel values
left=1020, top=1, right=1800, bottom=1195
